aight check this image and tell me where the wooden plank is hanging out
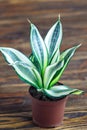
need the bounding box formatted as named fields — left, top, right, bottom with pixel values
left=0, top=0, right=87, bottom=129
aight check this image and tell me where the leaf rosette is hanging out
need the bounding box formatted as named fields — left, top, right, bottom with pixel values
left=0, top=16, right=83, bottom=99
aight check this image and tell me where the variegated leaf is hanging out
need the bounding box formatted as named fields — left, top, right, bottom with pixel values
left=12, top=61, right=41, bottom=89
left=44, top=85, right=83, bottom=99
left=50, top=48, right=60, bottom=64
left=29, top=53, right=41, bottom=73
left=44, top=17, right=62, bottom=62
left=44, top=60, right=64, bottom=89
left=30, top=23, right=48, bottom=74
left=0, top=47, right=35, bottom=68
left=32, top=68, right=42, bottom=88
left=50, top=44, right=81, bottom=87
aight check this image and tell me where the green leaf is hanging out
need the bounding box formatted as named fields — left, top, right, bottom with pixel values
left=30, top=23, right=48, bottom=74
left=32, top=68, right=42, bottom=88
left=12, top=61, right=41, bottom=89
left=44, top=17, right=62, bottom=62
left=29, top=53, right=34, bottom=62
left=71, top=90, right=84, bottom=95
left=44, top=60, right=64, bottom=89
left=50, top=44, right=81, bottom=87
left=0, top=47, right=35, bottom=68
left=29, top=53, right=41, bottom=73
left=44, top=85, right=83, bottom=99
left=50, top=48, right=60, bottom=64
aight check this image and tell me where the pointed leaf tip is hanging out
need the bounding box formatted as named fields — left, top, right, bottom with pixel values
left=44, top=16, right=62, bottom=63
left=76, top=43, right=82, bottom=48
left=27, top=18, right=32, bottom=24
left=58, top=14, right=61, bottom=21
left=72, top=89, right=84, bottom=95
left=44, top=85, right=83, bottom=99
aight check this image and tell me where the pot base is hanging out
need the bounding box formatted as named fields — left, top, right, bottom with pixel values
left=33, top=118, right=63, bottom=128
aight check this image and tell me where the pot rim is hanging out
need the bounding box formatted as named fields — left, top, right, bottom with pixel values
left=29, top=86, right=68, bottom=105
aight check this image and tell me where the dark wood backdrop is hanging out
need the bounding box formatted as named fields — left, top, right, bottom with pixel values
left=0, top=0, right=87, bottom=129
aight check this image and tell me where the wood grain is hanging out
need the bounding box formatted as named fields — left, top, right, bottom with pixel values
left=0, top=0, right=87, bottom=129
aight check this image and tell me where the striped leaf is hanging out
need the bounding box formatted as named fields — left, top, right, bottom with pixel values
left=50, top=44, right=81, bottom=87
left=30, top=23, right=48, bottom=74
left=29, top=53, right=41, bottom=73
left=44, top=17, right=62, bottom=62
left=44, top=85, right=83, bottom=99
left=50, top=48, right=60, bottom=64
left=0, top=47, right=35, bottom=68
left=44, top=60, right=64, bottom=89
left=32, top=68, right=42, bottom=88
left=12, top=61, right=41, bottom=89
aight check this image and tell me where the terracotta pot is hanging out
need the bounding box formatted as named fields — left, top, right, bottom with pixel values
left=29, top=87, right=68, bottom=128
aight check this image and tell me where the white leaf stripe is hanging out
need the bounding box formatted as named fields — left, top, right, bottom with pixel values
left=30, top=24, right=48, bottom=73
left=50, top=45, right=81, bottom=87
left=0, top=47, right=35, bottom=68
left=44, top=85, right=83, bottom=99
left=32, top=68, right=42, bottom=88
left=29, top=53, right=41, bottom=73
left=44, top=22, right=57, bottom=51
left=50, top=21, right=61, bottom=54
left=44, top=19, right=62, bottom=61
left=44, top=60, right=64, bottom=89
left=13, top=62, right=40, bottom=89
left=50, top=48, right=60, bottom=64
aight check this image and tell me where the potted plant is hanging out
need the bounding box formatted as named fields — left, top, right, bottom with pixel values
left=0, top=16, right=83, bottom=128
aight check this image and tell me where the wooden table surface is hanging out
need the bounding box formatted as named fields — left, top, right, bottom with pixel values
left=0, top=0, right=87, bottom=129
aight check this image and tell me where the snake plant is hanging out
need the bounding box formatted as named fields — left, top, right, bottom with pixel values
left=0, top=16, right=83, bottom=99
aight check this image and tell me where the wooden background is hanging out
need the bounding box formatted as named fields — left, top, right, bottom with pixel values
left=0, top=0, right=87, bottom=129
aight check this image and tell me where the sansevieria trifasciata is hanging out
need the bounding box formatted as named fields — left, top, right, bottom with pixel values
left=0, top=16, right=83, bottom=99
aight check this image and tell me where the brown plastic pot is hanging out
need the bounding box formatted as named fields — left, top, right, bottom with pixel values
left=29, top=87, right=68, bottom=128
